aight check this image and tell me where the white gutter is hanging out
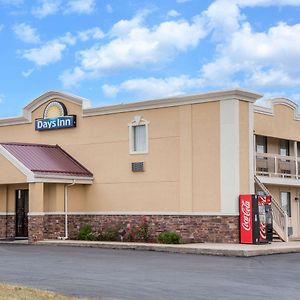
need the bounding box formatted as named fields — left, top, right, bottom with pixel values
left=62, top=180, right=76, bottom=240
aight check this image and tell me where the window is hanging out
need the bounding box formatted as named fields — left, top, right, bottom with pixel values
left=279, top=139, right=289, bottom=156
left=133, top=125, right=146, bottom=152
left=280, top=191, right=291, bottom=217
left=256, top=135, right=267, bottom=153
left=129, top=116, right=149, bottom=154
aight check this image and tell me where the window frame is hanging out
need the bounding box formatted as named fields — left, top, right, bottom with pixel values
left=280, top=191, right=291, bottom=217
left=128, top=116, right=149, bottom=155
left=279, top=139, right=290, bottom=157
left=256, top=135, right=267, bottom=154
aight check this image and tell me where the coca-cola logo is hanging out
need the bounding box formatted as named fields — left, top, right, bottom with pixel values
left=241, top=200, right=251, bottom=231
left=260, top=221, right=266, bottom=240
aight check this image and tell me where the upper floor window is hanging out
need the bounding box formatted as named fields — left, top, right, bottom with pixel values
left=129, top=116, right=149, bottom=154
left=256, top=135, right=267, bottom=153
left=279, top=139, right=289, bottom=156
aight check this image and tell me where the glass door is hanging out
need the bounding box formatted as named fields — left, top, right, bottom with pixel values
left=15, top=189, right=29, bottom=238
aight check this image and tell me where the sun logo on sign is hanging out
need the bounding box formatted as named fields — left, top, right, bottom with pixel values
left=43, top=101, right=67, bottom=119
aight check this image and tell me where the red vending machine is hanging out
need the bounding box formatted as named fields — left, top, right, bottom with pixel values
left=239, top=194, right=272, bottom=244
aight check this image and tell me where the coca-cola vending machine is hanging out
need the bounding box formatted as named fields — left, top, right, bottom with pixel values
left=239, top=194, right=273, bottom=244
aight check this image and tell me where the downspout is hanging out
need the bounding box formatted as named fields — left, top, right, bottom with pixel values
left=6, top=185, right=8, bottom=239
left=63, top=180, right=76, bottom=240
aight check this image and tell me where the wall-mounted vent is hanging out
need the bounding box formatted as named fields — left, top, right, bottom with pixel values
left=132, top=162, right=144, bottom=172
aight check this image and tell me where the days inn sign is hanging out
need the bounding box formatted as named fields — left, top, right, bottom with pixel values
left=35, top=101, right=76, bottom=131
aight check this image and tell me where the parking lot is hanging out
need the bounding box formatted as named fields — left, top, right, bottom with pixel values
left=0, top=245, right=299, bottom=299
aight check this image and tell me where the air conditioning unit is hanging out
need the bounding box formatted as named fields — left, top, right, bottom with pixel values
left=131, top=162, right=144, bottom=172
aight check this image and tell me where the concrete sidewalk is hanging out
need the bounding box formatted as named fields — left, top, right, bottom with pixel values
left=2, top=239, right=300, bottom=256
left=30, top=239, right=300, bottom=257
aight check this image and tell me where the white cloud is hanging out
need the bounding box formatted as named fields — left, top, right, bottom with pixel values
left=102, top=84, right=119, bottom=98
left=78, top=27, right=104, bottom=41
left=21, top=40, right=66, bottom=66
left=202, top=0, right=300, bottom=41
left=198, top=1, right=300, bottom=89
left=65, top=0, right=95, bottom=14
left=202, top=0, right=244, bottom=41
left=19, top=32, right=76, bottom=66
left=59, top=67, right=87, bottom=87
left=248, top=69, right=300, bottom=88
left=61, top=13, right=207, bottom=86
left=102, top=75, right=203, bottom=99
left=203, top=22, right=300, bottom=87
left=106, top=4, right=113, bottom=13
left=21, top=68, right=34, bottom=77
left=32, top=0, right=96, bottom=18
left=32, top=0, right=61, bottom=18
left=167, top=10, right=181, bottom=18
left=13, top=23, right=40, bottom=44
left=59, top=32, right=77, bottom=45
left=0, top=94, right=4, bottom=103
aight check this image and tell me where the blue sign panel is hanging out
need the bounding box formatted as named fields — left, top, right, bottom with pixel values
left=35, top=115, right=76, bottom=131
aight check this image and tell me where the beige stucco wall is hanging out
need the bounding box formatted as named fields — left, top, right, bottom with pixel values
left=0, top=155, right=26, bottom=184
left=29, top=183, right=44, bottom=213
left=192, top=102, right=220, bottom=211
left=0, top=95, right=252, bottom=214
left=0, top=185, right=7, bottom=212
left=0, top=184, right=28, bottom=213
left=255, top=104, right=300, bottom=141
left=239, top=101, right=250, bottom=194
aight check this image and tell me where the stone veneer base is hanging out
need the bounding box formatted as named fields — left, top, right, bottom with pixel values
left=0, top=215, right=15, bottom=239
left=45, top=214, right=239, bottom=243
left=1, top=214, right=239, bottom=244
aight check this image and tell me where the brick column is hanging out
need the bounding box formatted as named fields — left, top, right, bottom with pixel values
left=28, top=183, right=44, bottom=243
left=28, top=215, right=44, bottom=243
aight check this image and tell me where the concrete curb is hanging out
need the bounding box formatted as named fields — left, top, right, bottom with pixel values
left=34, top=240, right=300, bottom=257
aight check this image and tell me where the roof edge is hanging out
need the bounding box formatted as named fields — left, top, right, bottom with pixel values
left=254, top=97, right=300, bottom=119
left=0, top=88, right=263, bottom=125
left=83, top=88, right=263, bottom=117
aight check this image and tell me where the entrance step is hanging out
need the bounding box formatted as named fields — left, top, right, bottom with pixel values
left=0, top=239, right=29, bottom=245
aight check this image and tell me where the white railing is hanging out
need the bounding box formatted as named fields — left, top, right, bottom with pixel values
left=254, top=175, right=288, bottom=242
left=256, top=152, right=299, bottom=179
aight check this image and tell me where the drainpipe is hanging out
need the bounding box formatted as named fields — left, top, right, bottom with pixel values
left=63, top=180, right=76, bottom=240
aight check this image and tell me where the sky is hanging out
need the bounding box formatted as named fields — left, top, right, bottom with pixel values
left=1, top=0, right=300, bottom=117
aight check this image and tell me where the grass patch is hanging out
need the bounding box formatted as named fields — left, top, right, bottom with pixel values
left=0, top=283, right=86, bottom=300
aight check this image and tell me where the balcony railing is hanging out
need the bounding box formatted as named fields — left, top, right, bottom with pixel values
left=256, top=153, right=299, bottom=179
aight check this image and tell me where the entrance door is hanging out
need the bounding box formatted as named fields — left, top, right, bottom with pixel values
left=15, top=189, right=29, bottom=238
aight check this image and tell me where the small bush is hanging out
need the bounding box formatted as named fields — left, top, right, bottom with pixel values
left=99, top=224, right=121, bottom=241
left=157, top=231, right=181, bottom=244
left=77, top=224, right=93, bottom=240
left=135, top=221, right=150, bottom=242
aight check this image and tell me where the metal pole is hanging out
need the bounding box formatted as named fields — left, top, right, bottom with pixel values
left=63, top=180, right=76, bottom=240
left=295, top=141, right=298, bottom=179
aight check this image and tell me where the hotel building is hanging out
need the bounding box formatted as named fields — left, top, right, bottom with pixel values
left=0, top=89, right=296, bottom=243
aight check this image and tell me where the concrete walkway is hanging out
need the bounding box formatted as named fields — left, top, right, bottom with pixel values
left=2, top=239, right=300, bottom=256
left=31, top=239, right=300, bottom=257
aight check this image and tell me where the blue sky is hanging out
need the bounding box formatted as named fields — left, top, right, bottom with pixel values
left=1, top=0, right=300, bottom=117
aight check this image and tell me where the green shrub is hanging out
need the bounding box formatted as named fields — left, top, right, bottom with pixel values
left=135, top=221, right=150, bottom=242
left=157, top=231, right=181, bottom=244
left=77, top=224, right=93, bottom=240
left=99, top=224, right=121, bottom=241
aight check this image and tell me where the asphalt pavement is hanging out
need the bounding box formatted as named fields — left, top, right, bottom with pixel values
left=0, top=245, right=299, bottom=300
